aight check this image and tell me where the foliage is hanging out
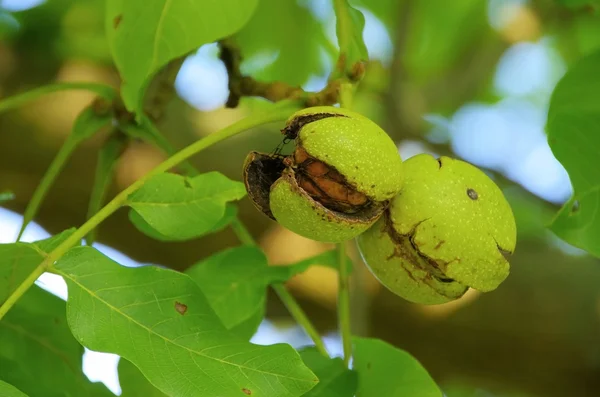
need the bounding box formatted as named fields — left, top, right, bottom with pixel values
left=353, top=338, right=441, bottom=397
left=0, top=285, right=112, bottom=396
left=0, top=0, right=598, bottom=397
left=105, top=0, right=259, bottom=114
left=546, top=49, right=600, bottom=256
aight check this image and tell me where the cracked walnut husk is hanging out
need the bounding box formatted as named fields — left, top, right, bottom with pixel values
left=357, top=154, right=517, bottom=304
left=243, top=106, right=404, bottom=242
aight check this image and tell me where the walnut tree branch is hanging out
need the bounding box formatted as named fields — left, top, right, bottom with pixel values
left=218, top=38, right=349, bottom=108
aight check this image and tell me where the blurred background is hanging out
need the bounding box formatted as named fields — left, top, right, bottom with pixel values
left=1, top=0, right=600, bottom=396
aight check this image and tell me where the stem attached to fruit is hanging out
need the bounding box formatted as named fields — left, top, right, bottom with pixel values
left=337, top=241, right=353, bottom=366
left=335, top=85, right=357, bottom=368
left=230, top=216, right=330, bottom=358
left=0, top=100, right=302, bottom=321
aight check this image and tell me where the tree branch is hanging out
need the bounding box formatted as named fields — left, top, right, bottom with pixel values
left=218, top=38, right=356, bottom=108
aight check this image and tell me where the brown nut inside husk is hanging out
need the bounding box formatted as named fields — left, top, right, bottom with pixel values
left=242, top=106, right=404, bottom=242
left=243, top=151, right=385, bottom=242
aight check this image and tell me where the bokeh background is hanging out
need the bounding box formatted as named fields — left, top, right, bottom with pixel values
left=1, top=0, right=600, bottom=396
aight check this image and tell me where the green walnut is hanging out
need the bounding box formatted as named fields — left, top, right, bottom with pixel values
left=243, top=106, right=404, bottom=242
left=357, top=154, right=517, bottom=305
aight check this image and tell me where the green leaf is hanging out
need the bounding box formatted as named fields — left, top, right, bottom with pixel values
left=403, top=0, right=488, bottom=82
left=0, top=82, right=115, bottom=114
left=186, top=247, right=348, bottom=339
left=334, top=0, right=368, bottom=75
left=351, top=0, right=398, bottom=34
left=17, top=106, right=112, bottom=240
left=106, top=0, right=259, bottom=114
left=55, top=246, right=318, bottom=397
left=283, top=249, right=354, bottom=275
left=0, top=229, right=76, bottom=304
left=186, top=246, right=271, bottom=339
left=118, top=359, right=166, bottom=397
left=130, top=203, right=238, bottom=242
left=298, top=347, right=357, bottom=397
left=547, top=49, right=600, bottom=256
left=235, top=0, right=333, bottom=86
left=0, top=380, right=28, bottom=397
left=0, top=190, right=15, bottom=203
left=353, top=337, right=442, bottom=397
left=127, top=172, right=246, bottom=241
left=86, top=133, right=128, bottom=245
left=556, top=0, right=599, bottom=8
left=0, top=286, right=113, bottom=397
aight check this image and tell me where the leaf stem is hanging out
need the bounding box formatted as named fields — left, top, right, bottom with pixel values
left=138, top=115, right=199, bottom=176
left=16, top=137, right=79, bottom=241
left=272, top=284, right=330, bottom=357
left=230, top=216, right=330, bottom=357
left=0, top=101, right=302, bottom=321
left=0, top=265, right=47, bottom=320
left=336, top=78, right=355, bottom=368
left=333, top=0, right=351, bottom=58
left=85, top=132, right=128, bottom=246
left=229, top=217, right=255, bottom=246
left=337, top=242, right=352, bottom=366
left=0, top=82, right=115, bottom=113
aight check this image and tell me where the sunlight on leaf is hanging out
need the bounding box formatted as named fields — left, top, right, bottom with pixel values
left=0, top=286, right=113, bottom=396
left=127, top=172, right=246, bottom=241
left=106, top=0, right=259, bottom=114
left=353, top=337, right=442, bottom=397
left=55, top=246, right=318, bottom=397
left=547, top=49, right=600, bottom=257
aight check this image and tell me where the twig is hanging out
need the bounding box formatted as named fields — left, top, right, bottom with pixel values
left=144, top=55, right=187, bottom=121
left=218, top=38, right=349, bottom=108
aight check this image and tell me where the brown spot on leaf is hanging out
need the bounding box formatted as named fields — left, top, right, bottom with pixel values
left=113, top=14, right=123, bottom=29
left=571, top=200, right=580, bottom=214
left=434, top=240, right=445, bottom=250
left=242, top=388, right=252, bottom=395
left=183, top=178, right=192, bottom=189
left=174, top=301, right=187, bottom=315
